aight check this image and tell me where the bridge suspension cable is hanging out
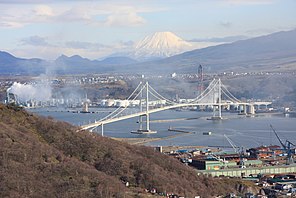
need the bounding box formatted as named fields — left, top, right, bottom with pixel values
left=191, top=78, right=219, bottom=103
left=106, top=82, right=147, bottom=120
left=221, top=84, right=242, bottom=103
left=80, top=78, right=265, bottom=131
left=96, top=81, right=143, bottom=122
left=147, top=84, right=178, bottom=105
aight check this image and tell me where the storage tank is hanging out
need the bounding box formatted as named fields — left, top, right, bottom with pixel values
left=115, top=100, right=129, bottom=107
left=100, top=99, right=107, bottom=106
left=106, top=99, right=115, bottom=107
left=129, top=100, right=140, bottom=107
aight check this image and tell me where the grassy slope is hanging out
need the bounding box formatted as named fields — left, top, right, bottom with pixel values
left=0, top=104, right=250, bottom=197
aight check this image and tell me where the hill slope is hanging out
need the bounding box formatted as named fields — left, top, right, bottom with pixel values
left=0, top=104, right=252, bottom=197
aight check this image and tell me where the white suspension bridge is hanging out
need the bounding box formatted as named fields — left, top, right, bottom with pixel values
left=80, top=78, right=271, bottom=135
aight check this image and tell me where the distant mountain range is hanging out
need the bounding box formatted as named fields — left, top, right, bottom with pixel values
left=0, top=52, right=138, bottom=75
left=0, top=51, right=47, bottom=74
left=141, top=29, right=296, bottom=73
left=54, top=55, right=139, bottom=74
left=1, top=29, right=296, bottom=75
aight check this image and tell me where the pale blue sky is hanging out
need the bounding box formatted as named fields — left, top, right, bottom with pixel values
left=0, top=0, right=295, bottom=59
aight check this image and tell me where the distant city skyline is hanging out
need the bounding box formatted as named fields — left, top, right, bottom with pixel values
left=0, top=0, right=295, bottom=60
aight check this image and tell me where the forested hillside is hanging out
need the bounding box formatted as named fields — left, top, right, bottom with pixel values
left=0, top=104, right=252, bottom=197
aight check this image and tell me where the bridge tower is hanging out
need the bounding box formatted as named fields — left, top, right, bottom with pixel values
left=132, top=82, right=157, bottom=134
left=211, top=78, right=222, bottom=120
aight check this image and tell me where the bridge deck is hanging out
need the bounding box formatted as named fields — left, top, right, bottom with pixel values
left=80, top=102, right=263, bottom=130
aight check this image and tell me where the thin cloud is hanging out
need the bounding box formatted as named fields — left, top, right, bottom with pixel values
left=0, top=21, right=23, bottom=28
left=225, top=0, right=274, bottom=5
left=65, top=41, right=107, bottom=50
left=13, top=37, right=136, bottom=60
left=0, top=3, right=161, bottom=28
left=105, top=12, right=146, bottom=27
left=20, top=35, right=50, bottom=46
left=0, top=0, right=88, bottom=3
left=57, top=6, right=92, bottom=23
left=0, top=5, right=56, bottom=28
left=33, top=5, right=54, bottom=16
left=189, top=35, right=249, bottom=43
left=220, top=21, right=232, bottom=28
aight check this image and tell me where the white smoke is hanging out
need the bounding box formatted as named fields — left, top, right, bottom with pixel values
left=8, top=82, right=52, bottom=102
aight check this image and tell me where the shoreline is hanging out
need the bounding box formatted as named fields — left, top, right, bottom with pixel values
left=112, top=131, right=190, bottom=145
left=112, top=136, right=217, bottom=153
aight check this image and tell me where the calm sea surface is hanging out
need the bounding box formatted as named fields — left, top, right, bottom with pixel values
left=28, top=107, right=296, bottom=148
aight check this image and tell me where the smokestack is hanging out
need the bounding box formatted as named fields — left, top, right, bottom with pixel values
left=6, top=89, right=10, bottom=104
left=198, top=64, right=204, bottom=94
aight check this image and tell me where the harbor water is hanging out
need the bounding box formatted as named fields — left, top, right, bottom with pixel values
left=29, top=107, right=296, bottom=148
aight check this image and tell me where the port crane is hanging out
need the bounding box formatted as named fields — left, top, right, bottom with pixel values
left=208, top=153, right=229, bottom=168
left=224, top=134, right=246, bottom=168
left=270, top=125, right=295, bottom=165
left=209, top=153, right=228, bottom=163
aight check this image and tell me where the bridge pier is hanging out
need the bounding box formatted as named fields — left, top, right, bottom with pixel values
left=238, top=104, right=255, bottom=115
left=210, top=79, right=222, bottom=120
left=247, top=104, right=255, bottom=115
left=238, top=104, right=247, bottom=115
left=243, top=104, right=247, bottom=114
left=209, top=105, right=222, bottom=120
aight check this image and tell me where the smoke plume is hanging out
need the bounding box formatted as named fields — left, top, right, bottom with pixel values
left=7, top=82, right=52, bottom=102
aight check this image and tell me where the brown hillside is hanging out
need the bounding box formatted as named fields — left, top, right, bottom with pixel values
left=0, top=104, right=248, bottom=197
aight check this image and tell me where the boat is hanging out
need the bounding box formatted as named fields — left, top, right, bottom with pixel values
left=203, top=131, right=212, bottom=135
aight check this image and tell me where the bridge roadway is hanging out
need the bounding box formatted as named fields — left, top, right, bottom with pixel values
left=80, top=101, right=269, bottom=130
left=252, top=101, right=272, bottom=106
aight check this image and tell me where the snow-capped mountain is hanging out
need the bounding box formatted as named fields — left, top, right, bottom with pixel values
left=131, top=32, right=193, bottom=60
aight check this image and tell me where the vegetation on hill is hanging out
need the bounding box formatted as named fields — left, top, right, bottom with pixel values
left=0, top=104, right=254, bottom=197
